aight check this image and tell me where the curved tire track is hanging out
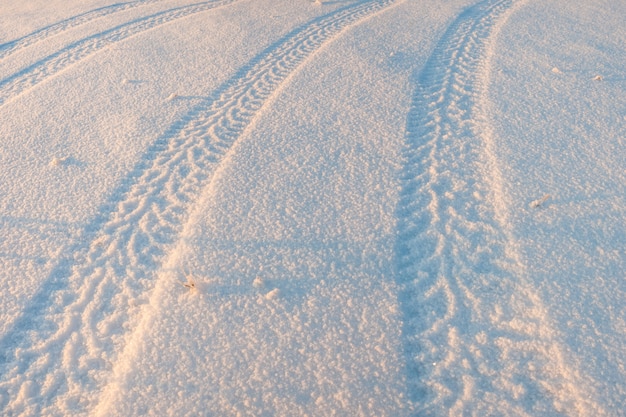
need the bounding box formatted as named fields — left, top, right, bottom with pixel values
left=0, top=0, right=163, bottom=61
left=0, top=1, right=400, bottom=415
left=395, top=0, right=596, bottom=414
left=0, top=0, right=239, bottom=108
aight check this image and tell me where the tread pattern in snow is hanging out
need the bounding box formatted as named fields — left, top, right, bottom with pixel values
left=0, top=0, right=239, bottom=107
left=0, top=0, right=164, bottom=61
left=0, top=1, right=400, bottom=415
left=395, top=0, right=595, bottom=414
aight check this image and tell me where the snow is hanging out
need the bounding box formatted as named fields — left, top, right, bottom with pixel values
left=0, top=0, right=624, bottom=415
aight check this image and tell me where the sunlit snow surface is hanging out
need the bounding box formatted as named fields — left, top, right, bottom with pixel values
left=0, top=0, right=624, bottom=415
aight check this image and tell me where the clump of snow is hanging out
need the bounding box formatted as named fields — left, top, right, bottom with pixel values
left=264, top=288, right=280, bottom=300
left=49, top=156, right=69, bottom=166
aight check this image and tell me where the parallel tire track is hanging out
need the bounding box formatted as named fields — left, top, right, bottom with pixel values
left=0, top=0, right=238, bottom=107
left=0, top=0, right=163, bottom=61
left=396, top=0, right=595, bottom=415
left=0, top=1, right=400, bottom=415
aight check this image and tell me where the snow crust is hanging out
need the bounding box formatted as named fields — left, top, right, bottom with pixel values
left=0, top=0, right=624, bottom=415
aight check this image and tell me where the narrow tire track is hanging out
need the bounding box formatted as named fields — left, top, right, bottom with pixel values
left=0, top=1, right=400, bottom=415
left=396, top=0, right=595, bottom=415
left=0, top=0, right=239, bottom=108
left=0, top=0, right=163, bottom=61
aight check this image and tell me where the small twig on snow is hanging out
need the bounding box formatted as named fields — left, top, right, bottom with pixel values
left=180, top=266, right=197, bottom=291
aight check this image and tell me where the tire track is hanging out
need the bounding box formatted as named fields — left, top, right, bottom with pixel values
left=395, top=0, right=596, bottom=414
left=0, top=0, right=163, bottom=61
left=0, top=1, right=400, bottom=415
left=0, top=0, right=238, bottom=108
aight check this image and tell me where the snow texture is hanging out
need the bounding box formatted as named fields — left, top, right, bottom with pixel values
left=0, top=0, right=624, bottom=415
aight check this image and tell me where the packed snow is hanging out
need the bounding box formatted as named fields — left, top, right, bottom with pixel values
left=0, top=0, right=624, bottom=415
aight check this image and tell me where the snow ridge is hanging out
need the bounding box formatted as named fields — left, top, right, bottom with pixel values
left=0, top=0, right=163, bottom=61
left=0, top=1, right=400, bottom=415
left=0, top=0, right=239, bottom=108
left=395, top=0, right=596, bottom=414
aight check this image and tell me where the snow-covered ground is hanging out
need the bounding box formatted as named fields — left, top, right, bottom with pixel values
left=0, top=0, right=624, bottom=415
